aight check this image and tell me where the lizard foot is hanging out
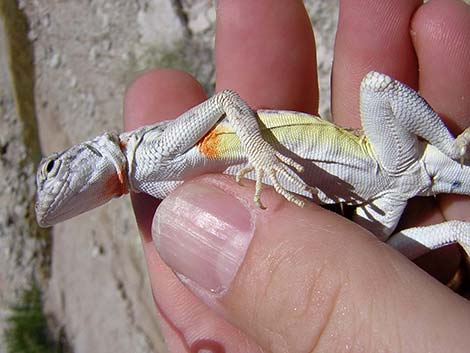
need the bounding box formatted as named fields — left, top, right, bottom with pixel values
left=236, top=149, right=311, bottom=209
left=455, top=127, right=470, bottom=165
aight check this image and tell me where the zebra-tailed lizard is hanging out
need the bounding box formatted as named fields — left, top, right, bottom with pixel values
left=35, top=71, right=470, bottom=260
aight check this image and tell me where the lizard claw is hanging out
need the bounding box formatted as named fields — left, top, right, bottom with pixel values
left=236, top=165, right=254, bottom=185
left=240, top=143, right=311, bottom=209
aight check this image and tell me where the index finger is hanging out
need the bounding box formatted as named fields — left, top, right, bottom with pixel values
left=332, top=0, right=421, bottom=128
left=215, top=0, right=318, bottom=114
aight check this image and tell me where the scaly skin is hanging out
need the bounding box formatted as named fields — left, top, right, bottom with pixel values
left=35, top=72, right=470, bottom=258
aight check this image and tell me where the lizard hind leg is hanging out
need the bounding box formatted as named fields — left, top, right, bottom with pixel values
left=387, top=220, right=470, bottom=260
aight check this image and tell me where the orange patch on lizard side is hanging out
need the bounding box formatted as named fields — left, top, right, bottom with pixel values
left=117, top=168, right=128, bottom=195
left=198, top=127, right=222, bottom=158
left=104, top=167, right=128, bottom=198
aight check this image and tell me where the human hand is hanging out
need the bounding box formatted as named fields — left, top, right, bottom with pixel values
left=123, top=0, right=470, bottom=352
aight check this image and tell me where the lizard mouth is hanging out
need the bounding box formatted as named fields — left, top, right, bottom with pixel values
left=35, top=171, right=71, bottom=227
left=36, top=203, right=76, bottom=227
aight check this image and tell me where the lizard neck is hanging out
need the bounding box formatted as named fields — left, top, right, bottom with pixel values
left=119, top=130, right=144, bottom=193
left=95, top=132, right=129, bottom=197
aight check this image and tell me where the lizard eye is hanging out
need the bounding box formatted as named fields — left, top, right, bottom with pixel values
left=42, top=158, right=61, bottom=178
left=45, top=159, right=55, bottom=173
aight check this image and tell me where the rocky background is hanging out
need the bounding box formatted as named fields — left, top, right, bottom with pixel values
left=0, top=1, right=338, bottom=352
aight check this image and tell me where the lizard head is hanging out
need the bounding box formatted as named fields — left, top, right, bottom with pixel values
left=35, top=132, right=128, bottom=227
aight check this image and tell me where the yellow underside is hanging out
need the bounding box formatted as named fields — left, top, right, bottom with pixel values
left=198, top=110, right=375, bottom=161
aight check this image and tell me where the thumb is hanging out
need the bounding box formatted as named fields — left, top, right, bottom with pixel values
left=152, top=175, right=470, bottom=353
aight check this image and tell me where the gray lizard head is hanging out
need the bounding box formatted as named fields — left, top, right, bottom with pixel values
left=35, top=132, right=127, bottom=227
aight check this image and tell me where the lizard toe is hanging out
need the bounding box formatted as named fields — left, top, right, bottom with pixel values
left=236, top=165, right=254, bottom=185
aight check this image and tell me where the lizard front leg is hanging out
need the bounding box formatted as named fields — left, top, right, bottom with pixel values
left=212, top=90, right=312, bottom=208
left=133, top=90, right=312, bottom=207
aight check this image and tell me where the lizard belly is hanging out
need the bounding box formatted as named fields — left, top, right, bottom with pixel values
left=192, top=110, right=390, bottom=205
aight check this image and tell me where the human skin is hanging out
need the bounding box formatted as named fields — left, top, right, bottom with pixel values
left=123, top=0, right=470, bottom=352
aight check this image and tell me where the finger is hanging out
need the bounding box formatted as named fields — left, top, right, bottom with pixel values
left=412, top=0, right=470, bottom=132
left=215, top=0, right=318, bottom=113
left=123, top=69, right=263, bottom=352
left=124, top=68, right=207, bottom=131
left=410, top=0, right=470, bottom=277
left=412, top=0, right=470, bottom=222
left=153, top=175, right=470, bottom=353
left=332, top=0, right=421, bottom=128
left=140, top=228, right=261, bottom=353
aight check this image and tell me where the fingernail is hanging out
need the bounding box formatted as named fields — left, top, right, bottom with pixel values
left=152, top=181, right=254, bottom=295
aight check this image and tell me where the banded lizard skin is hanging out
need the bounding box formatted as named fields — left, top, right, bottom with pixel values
left=35, top=71, right=470, bottom=260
